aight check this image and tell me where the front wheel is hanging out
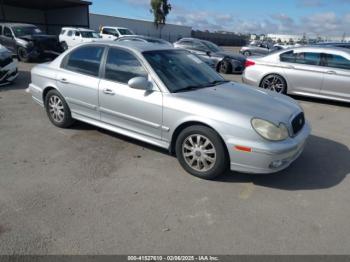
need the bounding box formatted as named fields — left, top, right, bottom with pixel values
left=219, top=60, right=232, bottom=74
left=175, top=125, right=229, bottom=180
left=60, top=41, right=68, bottom=51
left=17, top=47, right=30, bottom=62
left=44, top=89, right=75, bottom=128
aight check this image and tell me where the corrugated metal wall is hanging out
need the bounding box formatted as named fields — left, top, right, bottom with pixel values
left=89, top=13, right=192, bottom=43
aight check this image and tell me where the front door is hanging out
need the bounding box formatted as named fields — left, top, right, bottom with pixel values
left=98, top=47, right=163, bottom=140
left=321, top=53, right=350, bottom=100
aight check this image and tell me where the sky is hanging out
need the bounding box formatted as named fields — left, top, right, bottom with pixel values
left=90, top=0, right=350, bottom=36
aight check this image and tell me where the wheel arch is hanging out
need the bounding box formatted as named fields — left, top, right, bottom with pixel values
left=169, top=121, right=229, bottom=158
left=42, top=86, right=59, bottom=103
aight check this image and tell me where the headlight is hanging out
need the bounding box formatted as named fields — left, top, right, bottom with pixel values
left=251, top=118, right=289, bottom=141
left=26, top=41, right=34, bottom=48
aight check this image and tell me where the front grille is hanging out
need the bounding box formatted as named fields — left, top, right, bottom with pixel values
left=291, top=112, right=305, bottom=135
left=0, top=57, right=13, bottom=67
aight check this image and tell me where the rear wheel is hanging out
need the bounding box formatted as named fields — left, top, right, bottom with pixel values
left=243, top=51, right=251, bottom=57
left=17, top=47, right=30, bottom=62
left=175, top=125, right=228, bottom=180
left=219, top=60, right=232, bottom=74
left=260, top=74, right=287, bottom=94
left=61, top=41, right=68, bottom=51
left=44, top=89, right=75, bottom=128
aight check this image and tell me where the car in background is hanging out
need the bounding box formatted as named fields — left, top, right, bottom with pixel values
left=315, top=42, right=350, bottom=49
left=240, top=41, right=275, bottom=57
left=0, top=23, right=63, bottom=62
left=28, top=41, right=310, bottom=179
left=115, top=35, right=172, bottom=47
left=0, top=44, right=18, bottom=86
left=174, top=38, right=246, bottom=74
left=100, top=26, right=135, bottom=40
left=59, top=27, right=102, bottom=50
left=243, top=46, right=350, bottom=103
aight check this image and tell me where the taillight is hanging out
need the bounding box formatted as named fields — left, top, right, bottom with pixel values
left=245, top=60, right=255, bottom=68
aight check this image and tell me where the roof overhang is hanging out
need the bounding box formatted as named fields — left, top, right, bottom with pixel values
left=2, top=0, right=91, bottom=10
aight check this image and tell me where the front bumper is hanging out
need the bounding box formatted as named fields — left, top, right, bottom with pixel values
left=226, top=122, right=311, bottom=174
left=0, top=60, right=18, bottom=86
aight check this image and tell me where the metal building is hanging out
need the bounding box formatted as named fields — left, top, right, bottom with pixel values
left=0, top=0, right=91, bottom=35
left=90, top=13, right=192, bottom=43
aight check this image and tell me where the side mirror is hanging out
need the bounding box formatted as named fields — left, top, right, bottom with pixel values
left=128, top=76, right=152, bottom=91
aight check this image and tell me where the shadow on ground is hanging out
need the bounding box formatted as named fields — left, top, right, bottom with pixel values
left=70, top=121, right=350, bottom=191
left=218, top=135, right=350, bottom=191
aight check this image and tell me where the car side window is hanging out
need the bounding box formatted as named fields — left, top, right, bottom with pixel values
left=75, top=31, right=81, bottom=36
left=60, top=29, right=66, bottom=35
left=102, top=28, right=118, bottom=36
left=325, top=54, right=350, bottom=70
left=63, top=46, right=104, bottom=77
left=4, top=27, right=12, bottom=38
left=295, top=52, right=321, bottom=66
left=67, top=30, right=73, bottom=37
left=280, top=51, right=295, bottom=63
left=104, top=48, right=147, bottom=84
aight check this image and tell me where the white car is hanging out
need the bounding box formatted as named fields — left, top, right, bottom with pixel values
left=100, top=26, right=135, bottom=40
left=0, top=44, right=18, bottom=86
left=59, top=27, right=102, bottom=50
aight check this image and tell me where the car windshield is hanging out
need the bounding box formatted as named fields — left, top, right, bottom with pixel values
left=119, top=29, right=134, bottom=35
left=143, top=50, right=226, bottom=93
left=201, top=40, right=222, bottom=52
left=80, top=31, right=98, bottom=38
left=13, top=26, right=42, bottom=37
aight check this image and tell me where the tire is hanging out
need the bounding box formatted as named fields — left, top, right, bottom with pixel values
left=44, top=89, right=75, bottom=128
left=260, top=74, right=287, bottom=94
left=175, top=125, right=229, bottom=180
left=61, top=41, right=68, bottom=51
left=219, top=60, right=232, bottom=74
left=17, top=47, right=30, bottom=62
left=243, top=51, right=251, bottom=57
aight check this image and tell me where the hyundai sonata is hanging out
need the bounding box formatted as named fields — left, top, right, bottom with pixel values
left=29, top=42, right=310, bottom=179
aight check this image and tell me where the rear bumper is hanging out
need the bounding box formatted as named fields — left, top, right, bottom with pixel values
left=226, top=122, right=311, bottom=174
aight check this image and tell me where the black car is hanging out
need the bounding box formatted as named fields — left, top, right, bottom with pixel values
left=174, top=38, right=246, bottom=74
left=0, top=23, right=63, bottom=62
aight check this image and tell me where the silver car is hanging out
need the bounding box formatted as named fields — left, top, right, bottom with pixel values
left=29, top=42, right=310, bottom=179
left=243, top=46, right=350, bottom=103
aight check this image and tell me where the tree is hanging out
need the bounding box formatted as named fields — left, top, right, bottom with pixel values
left=150, top=0, right=172, bottom=28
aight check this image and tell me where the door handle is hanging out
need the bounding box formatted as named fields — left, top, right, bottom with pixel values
left=59, top=78, right=69, bottom=84
left=103, top=88, right=115, bottom=95
left=326, top=70, right=337, bottom=75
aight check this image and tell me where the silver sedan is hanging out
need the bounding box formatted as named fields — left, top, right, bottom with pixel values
left=29, top=41, right=310, bottom=179
left=243, top=46, right=350, bottom=103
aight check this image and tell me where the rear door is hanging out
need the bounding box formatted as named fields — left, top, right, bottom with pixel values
left=57, top=45, right=105, bottom=120
left=321, top=53, right=350, bottom=100
left=280, top=50, right=326, bottom=94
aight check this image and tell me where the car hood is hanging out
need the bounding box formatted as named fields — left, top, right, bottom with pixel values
left=214, top=51, right=246, bottom=62
left=175, top=82, right=301, bottom=125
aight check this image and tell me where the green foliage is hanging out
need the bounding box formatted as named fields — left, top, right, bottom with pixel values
left=150, top=0, right=172, bottom=27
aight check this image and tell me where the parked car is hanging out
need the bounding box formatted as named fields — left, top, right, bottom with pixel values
left=243, top=46, right=350, bottom=103
left=315, top=42, right=350, bottom=49
left=0, top=44, right=18, bottom=86
left=240, top=41, right=275, bottom=57
left=59, top=27, right=102, bottom=50
left=174, top=38, right=246, bottom=74
left=116, top=35, right=172, bottom=47
left=0, top=23, right=63, bottom=62
left=100, top=26, right=135, bottom=40
left=28, top=42, right=310, bottom=180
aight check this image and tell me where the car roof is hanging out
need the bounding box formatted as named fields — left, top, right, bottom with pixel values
left=102, top=26, right=130, bottom=30
left=177, top=37, right=202, bottom=42
left=84, top=41, right=175, bottom=52
left=62, top=27, right=94, bottom=32
left=119, top=35, right=167, bottom=41
left=273, top=46, right=350, bottom=56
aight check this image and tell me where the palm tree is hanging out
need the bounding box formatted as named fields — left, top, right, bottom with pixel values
left=150, top=0, right=172, bottom=28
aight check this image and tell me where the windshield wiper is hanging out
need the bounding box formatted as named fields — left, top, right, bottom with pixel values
left=173, top=80, right=229, bottom=93
left=208, top=80, right=230, bottom=86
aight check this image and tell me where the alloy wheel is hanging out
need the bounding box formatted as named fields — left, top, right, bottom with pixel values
left=48, top=95, right=65, bottom=123
left=261, top=75, right=286, bottom=93
left=182, top=134, right=217, bottom=172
